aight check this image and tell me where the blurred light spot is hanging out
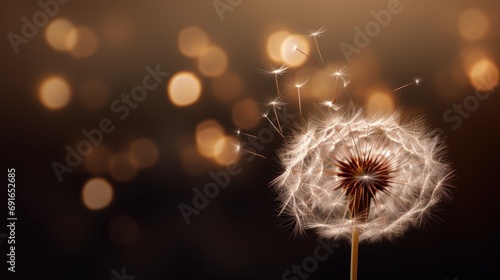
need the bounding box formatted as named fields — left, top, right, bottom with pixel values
left=180, top=145, right=211, bottom=175
left=266, top=31, right=290, bottom=63
left=311, top=71, right=335, bottom=100
left=101, top=13, right=132, bottom=45
left=460, top=46, right=488, bottom=70
left=108, top=215, right=139, bottom=245
left=79, top=79, right=110, bottom=110
left=45, top=18, right=75, bottom=51
left=214, top=136, right=239, bottom=166
left=178, top=26, right=210, bottom=57
left=469, top=59, right=499, bottom=92
left=109, top=152, right=138, bottom=182
left=82, top=178, right=113, bottom=210
left=84, top=145, right=112, bottom=175
left=196, top=120, right=225, bottom=158
left=39, top=76, right=71, bottom=110
left=232, top=99, right=261, bottom=129
left=365, top=91, right=395, bottom=115
left=197, top=46, right=228, bottom=77
left=211, top=71, right=243, bottom=102
left=67, top=26, right=99, bottom=58
left=168, top=72, right=201, bottom=107
left=458, top=9, right=489, bottom=41
left=129, top=138, right=159, bottom=168
left=281, top=34, right=310, bottom=67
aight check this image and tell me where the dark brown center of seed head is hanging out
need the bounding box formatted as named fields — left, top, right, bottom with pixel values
left=335, top=155, right=393, bottom=222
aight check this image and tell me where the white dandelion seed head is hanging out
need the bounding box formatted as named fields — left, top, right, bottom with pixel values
left=309, top=27, right=327, bottom=37
left=272, top=108, right=453, bottom=242
left=295, top=80, right=308, bottom=88
left=270, top=65, right=288, bottom=75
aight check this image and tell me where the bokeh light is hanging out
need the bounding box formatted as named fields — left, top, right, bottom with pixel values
left=108, top=215, right=139, bottom=245
left=38, top=76, right=71, bottom=110
left=109, top=152, right=138, bottom=182
left=100, top=13, right=132, bottom=45
left=82, top=178, right=113, bottom=210
left=45, top=18, right=75, bottom=52
left=167, top=72, right=202, bottom=107
left=197, top=46, right=228, bottom=77
left=281, top=34, right=310, bottom=67
left=196, top=120, right=225, bottom=158
left=458, top=9, right=489, bottom=41
left=178, top=26, right=210, bottom=57
left=84, top=145, right=112, bottom=175
left=79, top=79, right=110, bottom=110
left=468, top=59, right=499, bottom=92
left=211, top=71, right=243, bottom=102
left=365, top=91, right=395, bottom=116
left=266, top=30, right=290, bottom=63
left=214, top=136, right=239, bottom=166
left=311, top=70, right=336, bottom=100
left=129, top=138, right=159, bottom=169
left=232, top=99, right=261, bottom=129
left=66, top=26, right=99, bottom=58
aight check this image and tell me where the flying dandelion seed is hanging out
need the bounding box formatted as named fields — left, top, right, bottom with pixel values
left=295, top=80, right=308, bottom=115
left=393, top=77, right=422, bottom=92
left=256, top=27, right=454, bottom=280
left=309, top=27, right=327, bottom=64
left=261, top=65, right=288, bottom=96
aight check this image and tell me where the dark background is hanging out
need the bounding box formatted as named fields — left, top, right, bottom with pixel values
left=1, top=1, right=499, bottom=279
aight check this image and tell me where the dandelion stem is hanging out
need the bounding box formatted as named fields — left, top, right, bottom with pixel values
left=296, top=48, right=320, bottom=65
left=264, top=115, right=284, bottom=138
left=351, top=226, right=359, bottom=280
left=239, top=131, right=259, bottom=139
left=240, top=149, right=267, bottom=159
left=273, top=106, right=283, bottom=134
left=297, top=87, right=302, bottom=115
left=313, top=37, right=324, bottom=64
left=275, top=74, right=281, bottom=96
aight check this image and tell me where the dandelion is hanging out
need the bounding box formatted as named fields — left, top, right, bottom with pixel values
left=257, top=27, right=454, bottom=280
left=272, top=108, right=453, bottom=279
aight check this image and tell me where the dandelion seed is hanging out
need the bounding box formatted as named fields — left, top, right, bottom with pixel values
left=263, top=65, right=288, bottom=96
left=235, top=144, right=267, bottom=159
left=394, top=77, right=422, bottom=92
left=236, top=129, right=258, bottom=139
left=309, top=27, right=327, bottom=63
left=295, top=80, right=308, bottom=115
left=290, top=43, right=321, bottom=65
left=268, top=98, right=286, bottom=135
left=262, top=112, right=284, bottom=138
left=322, top=100, right=343, bottom=110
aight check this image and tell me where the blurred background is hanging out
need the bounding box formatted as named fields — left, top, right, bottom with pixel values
left=1, top=0, right=499, bottom=279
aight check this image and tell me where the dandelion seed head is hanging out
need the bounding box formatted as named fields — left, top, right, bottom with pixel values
left=272, top=65, right=288, bottom=75
left=272, top=109, right=453, bottom=242
left=310, top=27, right=327, bottom=37
left=295, top=80, right=308, bottom=88
left=415, top=77, right=422, bottom=86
